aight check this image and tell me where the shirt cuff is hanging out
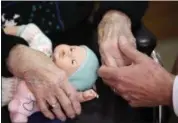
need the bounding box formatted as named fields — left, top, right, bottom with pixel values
left=173, top=75, right=178, bottom=116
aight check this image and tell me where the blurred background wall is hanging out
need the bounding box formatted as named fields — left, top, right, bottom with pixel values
left=143, top=1, right=178, bottom=72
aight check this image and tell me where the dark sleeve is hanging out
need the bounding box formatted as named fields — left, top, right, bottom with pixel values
left=93, top=1, right=148, bottom=30
left=2, top=29, right=29, bottom=77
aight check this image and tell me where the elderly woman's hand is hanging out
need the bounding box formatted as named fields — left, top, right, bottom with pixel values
left=7, top=45, right=82, bottom=121
left=98, top=10, right=136, bottom=67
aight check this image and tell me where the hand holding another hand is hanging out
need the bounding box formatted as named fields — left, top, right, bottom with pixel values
left=99, top=36, right=175, bottom=107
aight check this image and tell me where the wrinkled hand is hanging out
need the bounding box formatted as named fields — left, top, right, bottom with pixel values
left=7, top=45, right=97, bottom=121
left=99, top=36, right=175, bottom=107
left=98, top=10, right=136, bottom=67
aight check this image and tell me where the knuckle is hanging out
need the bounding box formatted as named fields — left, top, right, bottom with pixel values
left=53, top=109, right=61, bottom=114
left=46, top=95, right=52, bottom=100
left=63, top=101, right=72, bottom=108
left=123, top=95, right=129, bottom=101
left=56, top=95, right=62, bottom=101
left=35, top=96, right=42, bottom=101
left=70, top=94, right=78, bottom=102
left=129, top=102, right=136, bottom=107
left=53, top=77, right=62, bottom=85
left=52, top=72, right=67, bottom=85
left=41, top=107, right=48, bottom=112
left=117, top=85, right=126, bottom=93
left=66, top=90, right=75, bottom=97
left=53, top=109, right=62, bottom=116
left=128, top=102, right=134, bottom=107
left=39, top=104, right=48, bottom=112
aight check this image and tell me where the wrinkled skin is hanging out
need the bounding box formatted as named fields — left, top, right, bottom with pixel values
left=99, top=36, right=175, bottom=107
left=98, top=10, right=136, bottom=67
left=8, top=45, right=82, bottom=121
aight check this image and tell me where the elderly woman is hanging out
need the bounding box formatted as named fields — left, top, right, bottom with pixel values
left=2, top=1, right=149, bottom=123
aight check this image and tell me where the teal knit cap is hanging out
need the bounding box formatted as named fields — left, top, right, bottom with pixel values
left=69, top=45, right=99, bottom=91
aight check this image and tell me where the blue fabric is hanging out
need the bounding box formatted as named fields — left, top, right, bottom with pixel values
left=28, top=112, right=63, bottom=123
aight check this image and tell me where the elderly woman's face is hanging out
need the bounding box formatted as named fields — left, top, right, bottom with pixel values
left=53, top=44, right=86, bottom=76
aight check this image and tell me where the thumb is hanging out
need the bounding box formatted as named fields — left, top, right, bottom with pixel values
left=118, top=36, right=148, bottom=63
left=77, top=89, right=98, bottom=102
left=98, top=65, right=120, bottom=81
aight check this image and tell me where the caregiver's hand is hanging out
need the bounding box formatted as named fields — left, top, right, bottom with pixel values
left=98, top=10, right=136, bottom=67
left=7, top=45, right=81, bottom=121
left=99, top=36, right=175, bottom=107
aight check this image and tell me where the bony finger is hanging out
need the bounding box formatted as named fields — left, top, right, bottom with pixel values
left=55, top=87, right=76, bottom=119
left=119, top=36, right=149, bottom=63
left=69, top=90, right=81, bottom=115
left=47, top=95, right=58, bottom=108
left=129, top=100, right=141, bottom=107
left=111, top=48, right=126, bottom=67
left=103, top=78, right=117, bottom=87
left=84, top=89, right=99, bottom=99
left=52, top=103, right=66, bottom=121
left=38, top=99, right=54, bottom=119
left=122, top=94, right=131, bottom=101
left=105, top=53, right=118, bottom=67
left=46, top=96, right=66, bottom=121
left=112, top=87, right=121, bottom=95
left=98, top=66, right=119, bottom=81
left=62, top=82, right=81, bottom=115
left=100, top=46, right=117, bottom=67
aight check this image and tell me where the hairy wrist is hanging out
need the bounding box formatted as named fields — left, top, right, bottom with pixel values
left=98, top=10, right=131, bottom=44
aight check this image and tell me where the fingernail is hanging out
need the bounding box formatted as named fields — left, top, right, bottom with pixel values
left=70, top=115, right=75, bottom=119
left=61, top=117, right=66, bottom=121
left=50, top=116, right=54, bottom=120
left=76, top=109, right=81, bottom=115
left=90, top=91, right=99, bottom=98
left=76, top=106, right=81, bottom=115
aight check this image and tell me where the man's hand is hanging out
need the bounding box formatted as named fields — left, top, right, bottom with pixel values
left=98, top=10, right=136, bottom=67
left=99, top=36, right=175, bottom=107
left=7, top=45, right=85, bottom=121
